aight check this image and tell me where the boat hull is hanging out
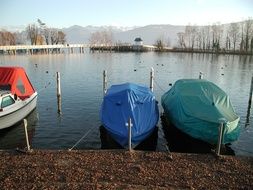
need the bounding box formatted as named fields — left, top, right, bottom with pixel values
left=100, top=125, right=158, bottom=150
left=104, top=125, right=157, bottom=149
left=161, top=114, right=235, bottom=155
left=0, top=92, right=37, bottom=130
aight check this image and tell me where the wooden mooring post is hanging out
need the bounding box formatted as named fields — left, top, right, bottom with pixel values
left=23, top=119, right=31, bottom=152
left=56, top=72, right=62, bottom=114
left=103, top=70, right=107, bottom=96
left=150, top=67, right=154, bottom=92
left=199, top=71, right=203, bottom=79
left=216, top=118, right=226, bottom=156
left=126, top=117, right=133, bottom=152
left=246, top=75, right=253, bottom=126
left=248, top=75, right=253, bottom=109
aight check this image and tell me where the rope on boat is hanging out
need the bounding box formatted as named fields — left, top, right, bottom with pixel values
left=37, top=81, right=52, bottom=93
left=68, top=127, right=96, bottom=151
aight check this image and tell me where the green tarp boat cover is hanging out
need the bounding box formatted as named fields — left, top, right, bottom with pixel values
left=161, top=79, right=240, bottom=144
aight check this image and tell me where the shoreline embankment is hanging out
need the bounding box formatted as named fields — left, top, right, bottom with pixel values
left=0, top=150, right=252, bottom=189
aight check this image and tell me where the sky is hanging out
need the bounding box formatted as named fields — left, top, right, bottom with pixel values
left=0, top=0, right=253, bottom=30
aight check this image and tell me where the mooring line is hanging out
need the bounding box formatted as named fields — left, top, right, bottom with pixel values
left=154, top=79, right=167, bottom=93
left=68, top=127, right=96, bottom=151
left=37, top=81, right=52, bottom=93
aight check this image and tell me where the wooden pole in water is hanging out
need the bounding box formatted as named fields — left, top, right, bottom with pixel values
left=150, top=67, right=154, bottom=92
left=23, top=119, right=31, bottom=152
left=199, top=71, right=203, bottom=79
left=248, top=75, right=253, bottom=108
left=103, top=70, right=107, bottom=96
left=216, top=119, right=225, bottom=156
left=246, top=75, right=253, bottom=126
left=56, top=72, right=62, bottom=114
left=127, top=118, right=133, bottom=152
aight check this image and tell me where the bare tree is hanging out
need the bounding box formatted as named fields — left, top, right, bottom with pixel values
left=37, top=19, right=47, bottom=44
left=101, top=31, right=110, bottom=45
left=154, top=38, right=165, bottom=51
left=26, top=24, right=39, bottom=45
left=211, top=23, right=223, bottom=51
left=205, top=25, right=211, bottom=50
left=43, top=28, right=51, bottom=45
left=50, top=29, right=66, bottom=45
left=36, top=34, right=44, bottom=45
left=196, top=26, right=203, bottom=50
left=185, top=25, right=191, bottom=48
left=191, top=26, right=198, bottom=49
left=228, top=22, right=239, bottom=51
left=239, top=22, right=245, bottom=51
left=0, top=30, right=16, bottom=45
left=89, top=30, right=113, bottom=46
left=50, top=29, right=58, bottom=44
left=57, top=31, right=66, bottom=44
left=225, top=33, right=231, bottom=50
left=197, top=25, right=211, bottom=50
left=0, top=32, right=3, bottom=45
left=37, top=19, right=52, bottom=45
left=251, top=37, right=253, bottom=53
left=177, top=32, right=186, bottom=48
left=14, top=31, right=26, bottom=45
left=244, top=18, right=253, bottom=52
left=184, top=24, right=198, bottom=49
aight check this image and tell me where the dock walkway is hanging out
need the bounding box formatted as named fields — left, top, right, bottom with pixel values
left=0, top=44, right=88, bottom=54
left=0, top=150, right=252, bottom=189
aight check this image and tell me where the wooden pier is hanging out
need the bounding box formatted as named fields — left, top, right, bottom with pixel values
left=0, top=44, right=88, bottom=55
left=90, top=44, right=157, bottom=52
left=0, top=44, right=160, bottom=54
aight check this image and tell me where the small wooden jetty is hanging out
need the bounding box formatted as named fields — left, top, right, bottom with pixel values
left=0, top=150, right=252, bottom=189
left=90, top=44, right=157, bottom=52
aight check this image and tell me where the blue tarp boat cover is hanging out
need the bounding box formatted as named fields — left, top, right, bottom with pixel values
left=161, top=79, right=240, bottom=144
left=100, top=83, right=159, bottom=148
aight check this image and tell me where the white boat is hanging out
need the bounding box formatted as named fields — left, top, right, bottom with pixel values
left=0, top=67, right=38, bottom=130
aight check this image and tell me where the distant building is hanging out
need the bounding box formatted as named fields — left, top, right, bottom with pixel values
left=134, top=37, right=143, bottom=46
left=133, top=37, right=143, bottom=51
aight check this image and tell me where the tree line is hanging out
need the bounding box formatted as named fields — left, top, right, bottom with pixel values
left=89, top=29, right=113, bottom=46
left=176, top=18, right=253, bottom=53
left=0, top=19, right=66, bottom=46
left=0, top=31, right=16, bottom=45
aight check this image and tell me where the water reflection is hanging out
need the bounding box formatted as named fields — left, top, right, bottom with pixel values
left=0, top=108, right=38, bottom=149
left=161, top=115, right=235, bottom=155
left=100, top=125, right=158, bottom=151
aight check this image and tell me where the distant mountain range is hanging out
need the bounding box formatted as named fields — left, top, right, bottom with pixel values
left=1, top=24, right=184, bottom=46
left=62, top=24, right=185, bottom=46
left=2, top=23, right=235, bottom=47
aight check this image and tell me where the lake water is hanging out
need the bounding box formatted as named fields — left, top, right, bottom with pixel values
left=0, top=52, right=252, bottom=156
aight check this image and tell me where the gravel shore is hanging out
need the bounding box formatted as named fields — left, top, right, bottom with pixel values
left=0, top=150, right=252, bottom=189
